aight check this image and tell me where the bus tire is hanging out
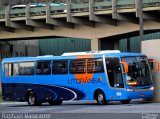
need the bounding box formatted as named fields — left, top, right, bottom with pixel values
left=121, top=100, right=131, bottom=104
left=27, top=92, right=41, bottom=106
left=95, top=90, right=106, bottom=105
left=49, top=99, right=63, bottom=105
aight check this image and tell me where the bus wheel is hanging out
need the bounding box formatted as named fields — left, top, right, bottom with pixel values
left=27, top=92, right=41, bottom=106
left=49, top=100, right=63, bottom=105
left=96, top=91, right=106, bottom=105
left=121, top=100, right=131, bottom=104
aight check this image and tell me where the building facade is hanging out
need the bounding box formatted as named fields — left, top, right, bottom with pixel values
left=38, top=38, right=91, bottom=56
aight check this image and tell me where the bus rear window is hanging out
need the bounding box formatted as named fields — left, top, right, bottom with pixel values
left=4, top=63, right=18, bottom=76
left=4, top=63, right=12, bottom=76
left=20, top=62, right=34, bottom=75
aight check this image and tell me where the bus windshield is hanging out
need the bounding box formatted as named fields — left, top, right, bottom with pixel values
left=122, top=56, right=153, bottom=86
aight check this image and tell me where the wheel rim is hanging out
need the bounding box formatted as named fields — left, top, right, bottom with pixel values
left=98, top=93, right=104, bottom=104
left=29, top=95, right=35, bottom=105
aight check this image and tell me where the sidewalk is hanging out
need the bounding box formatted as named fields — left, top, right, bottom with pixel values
left=0, top=101, right=27, bottom=105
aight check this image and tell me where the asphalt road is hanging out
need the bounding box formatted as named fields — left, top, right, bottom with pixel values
left=0, top=100, right=160, bottom=119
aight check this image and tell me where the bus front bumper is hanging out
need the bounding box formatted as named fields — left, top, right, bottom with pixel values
left=125, top=87, right=154, bottom=100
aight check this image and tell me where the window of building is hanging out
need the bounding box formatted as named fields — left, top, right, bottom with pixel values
left=87, top=59, right=104, bottom=73
left=70, top=59, right=86, bottom=74
left=20, top=62, right=34, bottom=75
left=36, top=61, right=51, bottom=75
left=52, top=61, right=68, bottom=74
left=4, top=63, right=18, bottom=76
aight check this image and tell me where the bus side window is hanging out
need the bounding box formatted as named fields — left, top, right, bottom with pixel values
left=52, top=61, right=68, bottom=74
left=87, top=59, right=104, bottom=73
left=19, top=62, right=34, bottom=75
left=36, top=61, right=51, bottom=75
left=70, top=59, right=86, bottom=74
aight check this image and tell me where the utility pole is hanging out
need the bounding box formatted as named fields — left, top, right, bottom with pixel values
left=139, top=0, right=144, bottom=52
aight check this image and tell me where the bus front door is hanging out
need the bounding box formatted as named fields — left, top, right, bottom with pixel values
left=106, top=58, right=124, bottom=100
left=113, top=65, right=124, bottom=100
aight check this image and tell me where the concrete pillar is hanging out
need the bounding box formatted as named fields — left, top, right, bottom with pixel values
left=142, top=39, right=160, bottom=102
left=91, top=37, right=101, bottom=51
left=114, top=40, right=119, bottom=50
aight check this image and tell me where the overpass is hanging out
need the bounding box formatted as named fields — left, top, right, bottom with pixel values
left=0, top=0, right=159, bottom=50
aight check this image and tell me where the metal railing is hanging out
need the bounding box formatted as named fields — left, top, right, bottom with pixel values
left=0, top=0, right=159, bottom=19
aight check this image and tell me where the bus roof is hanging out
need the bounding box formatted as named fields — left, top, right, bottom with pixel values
left=104, top=52, right=146, bottom=57
left=62, top=50, right=121, bottom=56
left=2, top=51, right=146, bottom=63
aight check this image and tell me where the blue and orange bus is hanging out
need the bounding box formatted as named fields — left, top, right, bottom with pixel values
left=1, top=50, right=158, bottom=105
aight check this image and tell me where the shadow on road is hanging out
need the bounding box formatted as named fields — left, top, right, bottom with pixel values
left=4, top=99, right=153, bottom=107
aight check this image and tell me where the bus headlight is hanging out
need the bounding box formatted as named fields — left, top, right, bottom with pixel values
left=149, top=87, right=154, bottom=90
left=126, top=88, right=134, bottom=92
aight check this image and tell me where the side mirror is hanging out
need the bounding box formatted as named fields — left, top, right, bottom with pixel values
left=120, top=61, right=128, bottom=74
left=148, top=59, right=159, bottom=72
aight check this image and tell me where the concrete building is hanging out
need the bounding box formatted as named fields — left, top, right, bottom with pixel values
left=0, top=40, right=39, bottom=61
left=39, top=38, right=91, bottom=56
left=142, top=39, right=160, bottom=101
left=0, top=0, right=159, bottom=51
